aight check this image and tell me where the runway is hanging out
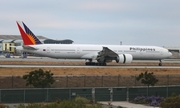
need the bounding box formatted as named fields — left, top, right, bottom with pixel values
left=0, top=64, right=180, bottom=68
left=1, top=56, right=180, bottom=68
left=1, top=56, right=180, bottom=63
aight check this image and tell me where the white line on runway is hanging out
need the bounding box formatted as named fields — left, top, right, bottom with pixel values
left=0, top=65, right=180, bottom=68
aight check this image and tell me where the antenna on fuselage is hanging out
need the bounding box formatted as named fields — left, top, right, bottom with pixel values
left=120, top=41, right=122, bottom=45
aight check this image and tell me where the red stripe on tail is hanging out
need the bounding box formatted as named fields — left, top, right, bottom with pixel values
left=16, top=22, right=34, bottom=45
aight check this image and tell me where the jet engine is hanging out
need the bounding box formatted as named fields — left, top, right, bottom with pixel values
left=116, top=54, right=133, bottom=64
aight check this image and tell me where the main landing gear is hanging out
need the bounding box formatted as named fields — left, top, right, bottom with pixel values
left=85, top=59, right=106, bottom=66
left=159, top=60, right=162, bottom=66
left=85, top=62, right=106, bottom=66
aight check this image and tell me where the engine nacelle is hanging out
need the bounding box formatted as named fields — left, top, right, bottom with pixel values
left=116, top=54, right=133, bottom=64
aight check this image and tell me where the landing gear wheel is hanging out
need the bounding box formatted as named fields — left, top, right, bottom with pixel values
left=159, top=63, right=162, bottom=66
left=85, top=62, right=96, bottom=66
left=97, top=62, right=106, bottom=66
left=85, top=61, right=106, bottom=66
left=159, top=60, right=162, bottom=66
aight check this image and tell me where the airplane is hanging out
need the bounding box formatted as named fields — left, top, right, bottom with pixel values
left=16, top=21, right=172, bottom=66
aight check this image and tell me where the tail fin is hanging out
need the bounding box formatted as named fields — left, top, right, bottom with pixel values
left=16, top=21, right=42, bottom=45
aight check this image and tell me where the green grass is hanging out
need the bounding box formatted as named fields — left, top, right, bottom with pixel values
left=0, top=96, right=102, bottom=108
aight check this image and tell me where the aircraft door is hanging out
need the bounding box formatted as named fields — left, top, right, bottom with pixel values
left=140, top=50, right=144, bottom=57
left=47, top=47, right=51, bottom=53
left=160, top=49, right=163, bottom=55
left=77, top=47, right=80, bottom=54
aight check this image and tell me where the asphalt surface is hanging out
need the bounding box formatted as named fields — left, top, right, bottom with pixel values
left=1, top=56, right=180, bottom=68
left=0, top=64, right=180, bottom=68
left=1, top=55, right=180, bottom=63
left=100, top=101, right=160, bottom=108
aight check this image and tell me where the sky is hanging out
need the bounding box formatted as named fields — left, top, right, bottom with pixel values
left=0, top=0, right=180, bottom=46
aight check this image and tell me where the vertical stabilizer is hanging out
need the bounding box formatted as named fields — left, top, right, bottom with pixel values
left=16, top=21, right=42, bottom=45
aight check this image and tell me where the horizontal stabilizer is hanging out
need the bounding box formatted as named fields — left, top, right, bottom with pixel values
left=23, top=46, right=38, bottom=50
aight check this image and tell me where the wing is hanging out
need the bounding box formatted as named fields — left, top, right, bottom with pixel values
left=97, top=47, right=118, bottom=62
left=100, top=47, right=118, bottom=57
left=23, top=45, right=38, bottom=50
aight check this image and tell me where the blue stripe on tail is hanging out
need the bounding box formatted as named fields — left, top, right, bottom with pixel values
left=23, top=22, right=42, bottom=44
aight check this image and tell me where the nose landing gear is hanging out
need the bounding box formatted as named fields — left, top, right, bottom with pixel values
left=159, top=60, right=162, bottom=66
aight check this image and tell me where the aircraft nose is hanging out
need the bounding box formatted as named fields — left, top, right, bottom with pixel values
left=169, top=52, right=172, bottom=56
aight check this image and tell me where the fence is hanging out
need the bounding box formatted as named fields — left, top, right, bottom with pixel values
left=0, top=75, right=180, bottom=89
left=0, top=86, right=180, bottom=103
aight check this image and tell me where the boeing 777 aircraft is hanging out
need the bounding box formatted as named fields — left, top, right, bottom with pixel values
left=16, top=21, right=172, bottom=66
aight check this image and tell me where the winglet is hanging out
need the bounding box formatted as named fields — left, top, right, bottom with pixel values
left=16, top=21, right=42, bottom=45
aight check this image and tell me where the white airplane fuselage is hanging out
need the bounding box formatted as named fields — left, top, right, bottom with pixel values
left=21, top=44, right=172, bottom=60
left=16, top=21, right=172, bottom=66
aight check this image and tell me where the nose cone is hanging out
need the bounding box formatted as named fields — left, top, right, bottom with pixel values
left=166, top=51, right=172, bottom=58
left=169, top=52, right=172, bottom=57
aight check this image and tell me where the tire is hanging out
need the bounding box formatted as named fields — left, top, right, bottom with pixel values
left=159, top=63, right=162, bottom=66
